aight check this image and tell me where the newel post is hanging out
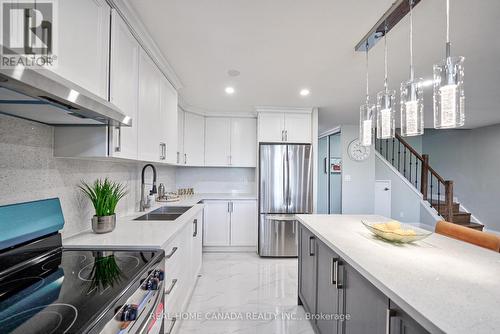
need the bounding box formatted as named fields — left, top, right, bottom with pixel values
left=420, top=154, right=429, bottom=200
left=445, top=180, right=454, bottom=223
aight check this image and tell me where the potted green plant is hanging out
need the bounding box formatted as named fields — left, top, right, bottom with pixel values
left=79, top=178, right=128, bottom=234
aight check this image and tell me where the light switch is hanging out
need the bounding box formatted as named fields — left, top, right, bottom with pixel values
left=344, top=174, right=351, bottom=182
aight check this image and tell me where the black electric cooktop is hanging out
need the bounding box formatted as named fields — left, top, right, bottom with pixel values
left=0, top=234, right=163, bottom=334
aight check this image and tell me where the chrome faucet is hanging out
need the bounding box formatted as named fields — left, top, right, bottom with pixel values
left=140, top=164, right=157, bottom=211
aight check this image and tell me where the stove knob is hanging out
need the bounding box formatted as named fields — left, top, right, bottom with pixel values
left=152, top=269, right=165, bottom=281
left=142, top=277, right=159, bottom=290
left=120, top=304, right=138, bottom=322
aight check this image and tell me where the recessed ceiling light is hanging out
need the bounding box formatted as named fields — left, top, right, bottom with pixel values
left=225, top=86, right=235, bottom=95
left=300, top=89, right=310, bottom=97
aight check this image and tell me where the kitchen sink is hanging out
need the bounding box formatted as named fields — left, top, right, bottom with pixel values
left=133, top=206, right=192, bottom=221
left=151, top=206, right=192, bottom=214
left=134, top=213, right=183, bottom=221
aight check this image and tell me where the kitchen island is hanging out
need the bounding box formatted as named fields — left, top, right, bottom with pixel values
left=296, top=214, right=500, bottom=334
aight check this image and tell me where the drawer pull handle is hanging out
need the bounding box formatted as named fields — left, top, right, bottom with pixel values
left=165, top=278, right=178, bottom=294
left=165, top=247, right=178, bottom=259
left=308, top=236, right=315, bottom=256
left=330, top=258, right=338, bottom=285
left=166, top=317, right=177, bottom=334
left=386, top=308, right=396, bottom=334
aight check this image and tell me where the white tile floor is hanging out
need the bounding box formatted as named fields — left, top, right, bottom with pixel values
left=178, top=253, right=315, bottom=334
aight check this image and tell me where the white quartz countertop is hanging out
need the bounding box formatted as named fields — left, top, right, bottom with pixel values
left=63, top=193, right=256, bottom=249
left=295, top=214, right=500, bottom=334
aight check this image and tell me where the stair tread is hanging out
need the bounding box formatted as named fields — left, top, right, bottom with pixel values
left=453, top=212, right=471, bottom=217
left=431, top=200, right=460, bottom=206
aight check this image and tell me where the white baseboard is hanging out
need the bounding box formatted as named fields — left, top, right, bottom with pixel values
left=203, top=246, right=257, bottom=253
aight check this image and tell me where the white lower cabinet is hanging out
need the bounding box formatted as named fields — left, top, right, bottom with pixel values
left=163, top=210, right=203, bottom=334
left=203, top=200, right=257, bottom=248
left=202, top=201, right=231, bottom=246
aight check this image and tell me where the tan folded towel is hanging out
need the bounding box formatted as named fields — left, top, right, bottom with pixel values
left=435, top=220, right=500, bottom=252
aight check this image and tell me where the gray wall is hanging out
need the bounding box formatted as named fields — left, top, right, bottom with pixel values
left=0, top=114, right=176, bottom=238
left=341, top=125, right=375, bottom=214
left=422, top=125, right=500, bottom=232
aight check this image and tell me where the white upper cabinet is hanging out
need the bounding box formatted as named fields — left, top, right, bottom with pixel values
left=258, top=111, right=312, bottom=143
left=183, top=112, right=205, bottom=166
left=138, top=49, right=162, bottom=162
left=205, top=118, right=231, bottom=166
left=230, top=118, right=257, bottom=167
left=203, top=117, right=256, bottom=167
left=284, top=113, right=312, bottom=143
left=51, top=0, right=110, bottom=99
left=160, top=76, right=178, bottom=164
left=177, top=108, right=185, bottom=164
left=109, top=10, right=139, bottom=160
left=258, top=112, right=285, bottom=143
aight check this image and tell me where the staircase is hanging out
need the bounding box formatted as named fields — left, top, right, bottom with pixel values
left=376, top=133, right=484, bottom=231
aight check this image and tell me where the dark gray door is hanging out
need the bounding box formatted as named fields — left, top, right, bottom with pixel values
left=342, top=263, right=388, bottom=334
left=298, top=225, right=316, bottom=314
left=287, top=144, right=312, bottom=214
left=389, top=302, right=429, bottom=334
left=316, top=240, right=341, bottom=334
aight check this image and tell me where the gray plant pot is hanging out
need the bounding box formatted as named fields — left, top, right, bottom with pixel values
left=91, top=214, right=116, bottom=234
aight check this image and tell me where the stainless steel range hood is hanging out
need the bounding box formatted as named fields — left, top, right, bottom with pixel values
left=0, top=66, right=132, bottom=127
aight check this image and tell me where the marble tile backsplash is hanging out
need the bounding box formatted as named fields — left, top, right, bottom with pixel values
left=0, top=114, right=176, bottom=238
left=176, top=167, right=256, bottom=194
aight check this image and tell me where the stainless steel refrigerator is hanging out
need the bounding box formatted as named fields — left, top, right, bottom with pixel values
left=258, top=144, right=313, bottom=257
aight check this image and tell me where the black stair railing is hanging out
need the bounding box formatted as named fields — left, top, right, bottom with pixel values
left=376, top=133, right=454, bottom=223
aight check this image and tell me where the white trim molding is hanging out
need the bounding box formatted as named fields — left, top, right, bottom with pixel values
left=107, top=0, right=183, bottom=90
left=254, top=106, right=314, bottom=114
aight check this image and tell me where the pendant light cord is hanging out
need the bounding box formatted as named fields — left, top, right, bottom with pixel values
left=409, top=0, right=414, bottom=81
left=365, top=40, right=370, bottom=103
left=446, top=0, right=451, bottom=58
left=384, top=23, right=388, bottom=92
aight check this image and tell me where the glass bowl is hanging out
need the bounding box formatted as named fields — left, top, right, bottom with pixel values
left=361, top=219, right=432, bottom=243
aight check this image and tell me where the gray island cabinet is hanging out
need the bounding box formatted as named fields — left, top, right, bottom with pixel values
left=298, top=224, right=429, bottom=334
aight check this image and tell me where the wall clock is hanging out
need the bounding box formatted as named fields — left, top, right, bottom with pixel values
left=348, top=139, right=370, bottom=161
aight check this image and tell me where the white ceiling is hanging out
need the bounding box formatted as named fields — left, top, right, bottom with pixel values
left=129, top=0, right=500, bottom=132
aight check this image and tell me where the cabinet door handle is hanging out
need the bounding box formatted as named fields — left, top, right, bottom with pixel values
left=330, top=258, right=338, bottom=285
left=177, top=151, right=180, bottom=164
left=386, top=308, right=396, bottom=334
left=184, top=153, right=187, bottom=164
left=114, top=126, right=121, bottom=152
left=324, top=157, right=328, bottom=174
left=165, top=278, right=178, bottom=294
left=281, top=130, right=285, bottom=142
left=335, top=260, right=343, bottom=289
left=165, top=317, right=177, bottom=334
left=160, top=143, right=166, bottom=160
left=193, top=218, right=198, bottom=237
left=165, top=247, right=178, bottom=259
left=285, top=130, right=288, bottom=141
left=230, top=202, right=234, bottom=213
left=308, top=236, right=315, bottom=256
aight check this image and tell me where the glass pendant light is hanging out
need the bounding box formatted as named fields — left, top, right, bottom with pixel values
left=433, top=0, right=465, bottom=129
left=400, top=0, right=424, bottom=137
left=359, top=41, right=375, bottom=146
left=376, top=25, right=396, bottom=139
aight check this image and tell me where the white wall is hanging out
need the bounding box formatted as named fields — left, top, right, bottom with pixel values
left=176, top=167, right=256, bottom=194
left=375, top=153, right=422, bottom=223
left=0, top=114, right=176, bottom=238
left=341, top=125, right=375, bottom=214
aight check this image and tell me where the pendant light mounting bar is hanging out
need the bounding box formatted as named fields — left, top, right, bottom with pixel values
left=355, top=0, right=423, bottom=52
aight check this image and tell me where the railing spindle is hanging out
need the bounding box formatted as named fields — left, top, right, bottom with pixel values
left=430, top=174, right=434, bottom=209
left=415, top=159, right=418, bottom=188
left=403, top=147, right=407, bottom=177
left=409, top=154, right=413, bottom=184
left=391, top=138, right=395, bottom=165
